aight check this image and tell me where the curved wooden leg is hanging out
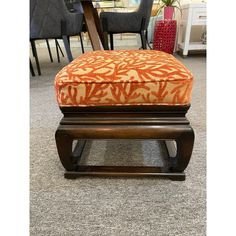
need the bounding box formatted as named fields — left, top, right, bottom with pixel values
left=55, top=129, right=75, bottom=171
left=55, top=128, right=87, bottom=171
left=171, top=126, right=195, bottom=172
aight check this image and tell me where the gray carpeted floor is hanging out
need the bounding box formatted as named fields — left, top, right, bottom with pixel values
left=30, top=45, right=206, bottom=236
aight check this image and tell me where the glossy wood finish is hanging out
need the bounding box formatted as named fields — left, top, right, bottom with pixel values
left=55, top=105, right=195, bottom=181
left=65, top=167, right=185, bottom=181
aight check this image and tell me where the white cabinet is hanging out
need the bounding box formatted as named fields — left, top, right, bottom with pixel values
left=177, top=3, right=206, bottom=56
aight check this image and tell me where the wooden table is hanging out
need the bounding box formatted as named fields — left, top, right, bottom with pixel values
left=80, top=0, right=107, bottom=50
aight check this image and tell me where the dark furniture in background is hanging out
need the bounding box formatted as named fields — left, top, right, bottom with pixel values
left=65, top=0, right=89, bottom=34
left=65, top=0, right=108, bottom=50
left=100, top=0, right=154, bottom=50
left=45, top=39, right=65, bottom=64
left=30, top=0, right=84, bottom=75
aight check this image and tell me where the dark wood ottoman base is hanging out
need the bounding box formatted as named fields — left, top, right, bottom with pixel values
left=55, top=105, right=194, bottom=181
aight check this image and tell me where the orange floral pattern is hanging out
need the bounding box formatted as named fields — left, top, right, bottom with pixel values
left=55, top=50, right=193, bottom=107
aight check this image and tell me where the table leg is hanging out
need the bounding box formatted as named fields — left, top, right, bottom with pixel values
left=92, top=6, right=108, bottom=49
left=81, top=1, right=104, bottom=50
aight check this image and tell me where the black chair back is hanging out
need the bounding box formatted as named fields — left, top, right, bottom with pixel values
left=137, top=0, right=154, bottom=30
left=30, top=0, right=83, bottom=39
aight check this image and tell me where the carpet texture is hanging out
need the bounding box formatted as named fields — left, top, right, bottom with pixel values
left=30, top=45, right=206, bottom=236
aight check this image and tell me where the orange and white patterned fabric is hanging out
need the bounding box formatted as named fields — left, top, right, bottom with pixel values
left=55, top=50, right=193, bottom=107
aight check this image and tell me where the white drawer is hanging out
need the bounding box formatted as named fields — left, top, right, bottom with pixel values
left=192, top=7, right=207, bottom=25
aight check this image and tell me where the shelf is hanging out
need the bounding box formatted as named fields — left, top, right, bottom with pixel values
left=178, top=42, right=206, bottom=51
left=177, top=3, right=206, bottom=56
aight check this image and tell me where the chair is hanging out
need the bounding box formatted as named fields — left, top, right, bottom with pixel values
left=30, top=0, right=84, bottom=75
left=65, top=0, right=85, bottom=54
left=100, top=0, right=154, bottom=50
left=49, top=1, right=85, bottom=64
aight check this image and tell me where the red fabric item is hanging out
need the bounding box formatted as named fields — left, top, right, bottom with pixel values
left=153, top=20, right=177, bottom=54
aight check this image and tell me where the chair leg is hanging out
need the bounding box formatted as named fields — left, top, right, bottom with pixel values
left=103, top=31, right=109, bottom=50
left=55, top=39, right=60, bottom=63
left=55, top=39, right=65, bottom=61
left=46, top=39, right=53, bottom=62
left=55, top=129, right=76, bottom=171
left=79, top=33, right=85, bottom=54
left=30, top=59, right=35, bottom=77
left=140, top=30, right=147, bottom=50
left=62, top=35, right=73, bottom=62
left=30, top=40, right=41, bottom=75
left=146, top=30, right=153, bottom=50
left=110, top=33, right=114, bottom=50
left=101, top=17, right=110, bottom=50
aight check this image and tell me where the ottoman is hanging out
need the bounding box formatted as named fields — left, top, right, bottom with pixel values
left=55, top=50, right=194, bottom=180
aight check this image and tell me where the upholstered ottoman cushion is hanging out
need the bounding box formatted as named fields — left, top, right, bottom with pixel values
left=55, top=50, right=193, bottom=107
